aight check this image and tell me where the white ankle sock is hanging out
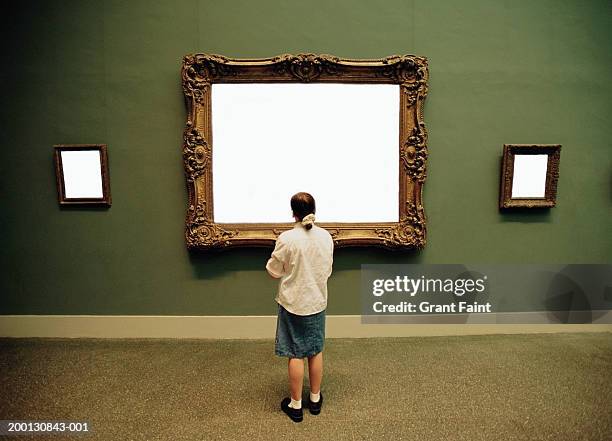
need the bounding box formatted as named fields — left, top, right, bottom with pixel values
left=310, top=392, right=320, bottom=403
left=289, top=398, right=302, bottom=409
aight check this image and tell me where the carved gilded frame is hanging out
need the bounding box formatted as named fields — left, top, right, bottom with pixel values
left=181, top=53, right=429, bottom=250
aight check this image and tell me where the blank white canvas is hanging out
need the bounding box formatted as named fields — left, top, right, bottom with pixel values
left=511, top=154, right=548, bottom=198
left=60, top=150, right=104, bottom=198
left=211, top=83, right=399, bottom=223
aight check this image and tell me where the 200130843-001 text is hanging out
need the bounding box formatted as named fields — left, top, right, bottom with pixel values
left=0, top=420, right=92, bottom=436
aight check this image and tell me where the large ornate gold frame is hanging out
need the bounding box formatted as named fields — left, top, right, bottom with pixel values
left=181, top=53, right=429, bottom=250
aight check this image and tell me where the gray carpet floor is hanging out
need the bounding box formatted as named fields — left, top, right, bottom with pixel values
left=0, top=332, right=610, bottom=441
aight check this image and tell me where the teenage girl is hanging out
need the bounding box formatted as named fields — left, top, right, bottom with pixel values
left=266, top=192, right=334, bottom=423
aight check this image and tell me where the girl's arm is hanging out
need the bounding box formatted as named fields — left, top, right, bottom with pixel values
left=266, top=237, right=288, bottom=278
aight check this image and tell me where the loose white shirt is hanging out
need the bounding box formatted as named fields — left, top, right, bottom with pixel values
left=266, top=223, right=334, bottom=315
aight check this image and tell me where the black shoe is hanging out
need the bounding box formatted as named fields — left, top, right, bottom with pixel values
left=281, top=397, right=303, bottom=422
left=308, top=392, right=323, bottom=415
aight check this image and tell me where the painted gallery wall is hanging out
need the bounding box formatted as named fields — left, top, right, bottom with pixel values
left=1, top=0, right=610, bottom=315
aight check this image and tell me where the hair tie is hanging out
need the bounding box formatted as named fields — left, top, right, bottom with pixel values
left=301, top=213, right=315, bottom=228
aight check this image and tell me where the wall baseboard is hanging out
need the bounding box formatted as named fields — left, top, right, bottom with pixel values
left=0, top=314, right=610, bottom=339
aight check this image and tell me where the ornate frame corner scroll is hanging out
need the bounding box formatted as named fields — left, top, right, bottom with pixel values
left=499, top=144, right=561, bottom=209
left=181, top=53, right=429, bottom=250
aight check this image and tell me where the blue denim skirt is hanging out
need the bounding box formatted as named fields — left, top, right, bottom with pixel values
left=275, top=303, right=326, bottom=358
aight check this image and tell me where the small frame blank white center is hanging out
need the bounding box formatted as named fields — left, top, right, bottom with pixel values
left=60, top=150, right=104, bottom=198
left=511, top=154, right=548, bottom=198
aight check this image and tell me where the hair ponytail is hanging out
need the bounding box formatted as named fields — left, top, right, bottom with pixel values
left=301, top=213, right=315, bottom=230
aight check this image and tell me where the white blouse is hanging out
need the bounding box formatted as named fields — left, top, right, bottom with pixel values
left=266, top=222, right=334, bottom=315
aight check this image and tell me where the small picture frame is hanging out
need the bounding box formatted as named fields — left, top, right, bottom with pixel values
left=499, top=144, right=561, bottom=209
left=53, top=144, right=111, bottom=206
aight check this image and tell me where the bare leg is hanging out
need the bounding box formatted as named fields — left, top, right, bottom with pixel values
left=288, top=358, right=304, bottom=401
left=307, top=352, right=323, bottom=394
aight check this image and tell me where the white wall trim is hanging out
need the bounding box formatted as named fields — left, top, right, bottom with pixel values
left=0, top=314, right=611, bottom=339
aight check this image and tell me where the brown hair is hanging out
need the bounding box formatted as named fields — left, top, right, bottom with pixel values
left=290, top=192, right=316, bottom=230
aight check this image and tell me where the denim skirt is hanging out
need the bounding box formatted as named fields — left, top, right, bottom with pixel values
left=275, top=303, right=326, bottom=358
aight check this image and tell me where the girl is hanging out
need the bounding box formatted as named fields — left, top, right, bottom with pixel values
left=266, top=192, right=334, bottom=423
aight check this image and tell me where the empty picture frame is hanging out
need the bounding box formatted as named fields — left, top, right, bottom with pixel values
left=53, top=144, right=111, bottom=206
left=181, top=53, right=429, bottom=250
left=211, top=83, right=400, bottom=224
left=499, top=144, right=561, bottom=209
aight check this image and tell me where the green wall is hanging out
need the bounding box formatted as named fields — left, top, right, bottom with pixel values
left=1, top=0, right=610, bottom=315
